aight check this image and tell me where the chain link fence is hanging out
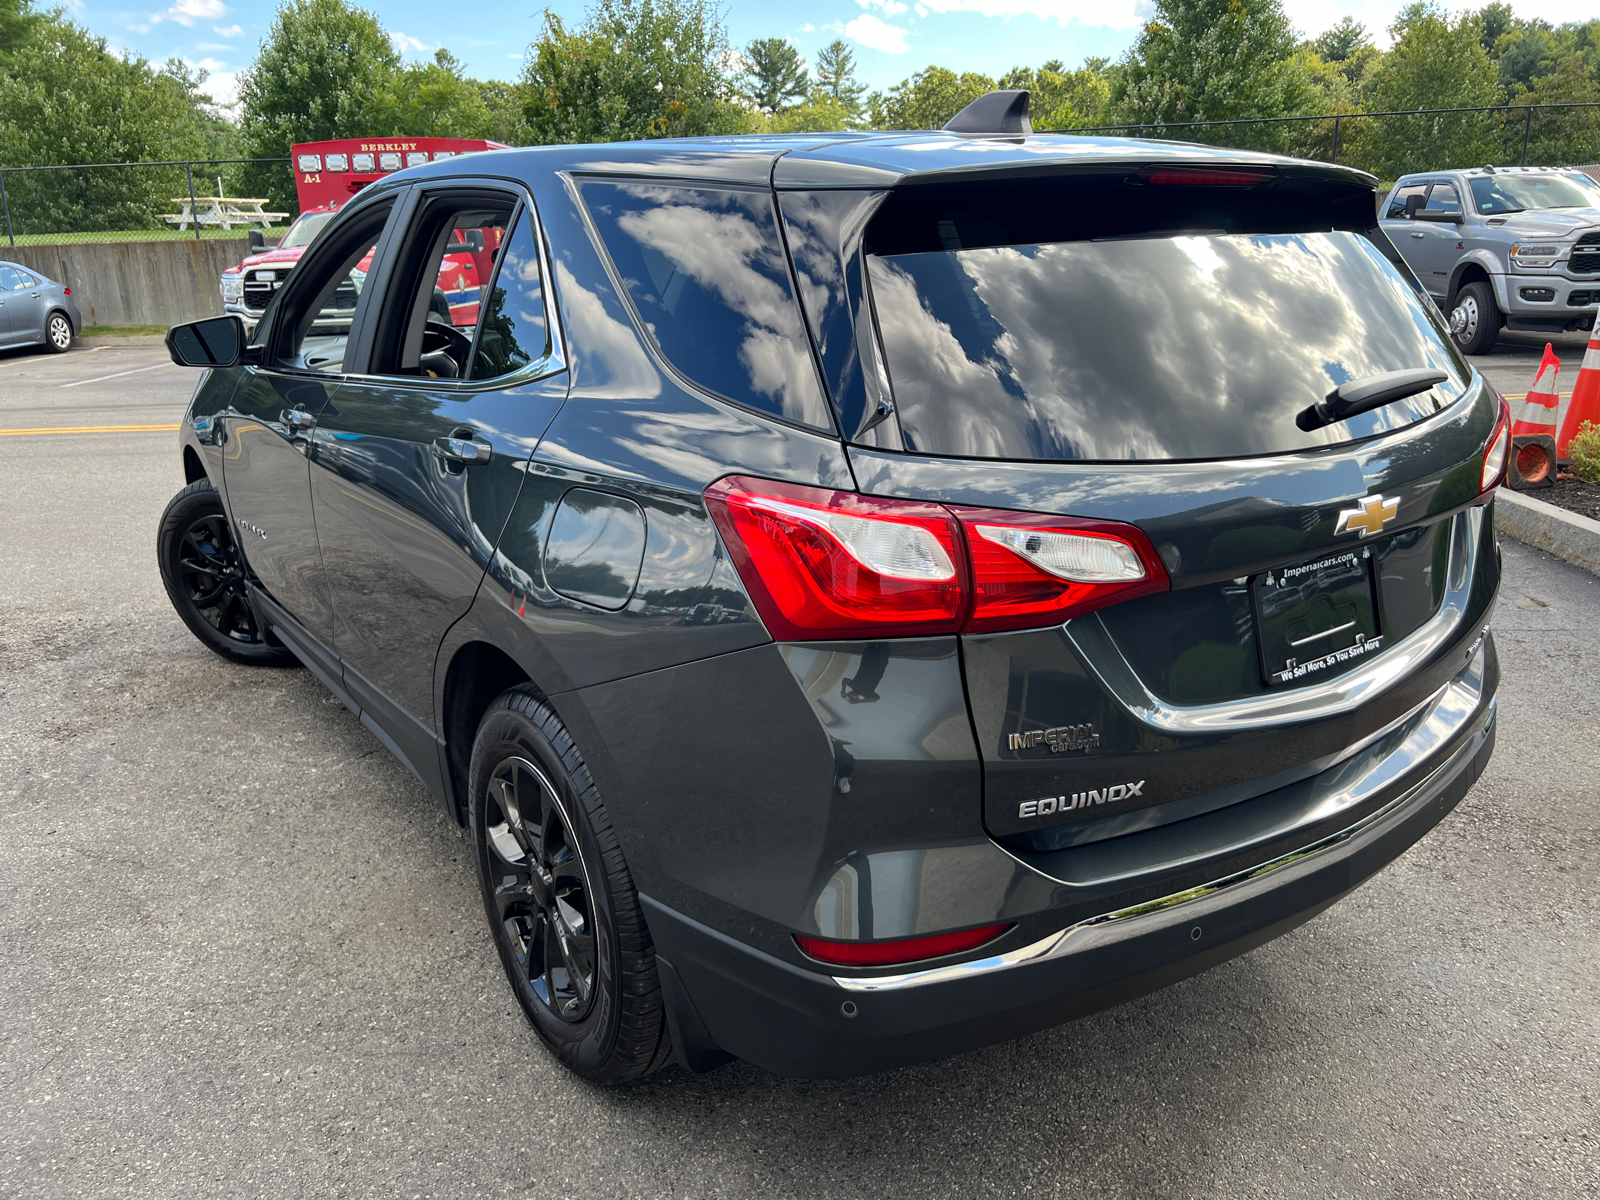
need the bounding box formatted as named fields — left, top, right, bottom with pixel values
left=0, top=158, right=290, bottom=247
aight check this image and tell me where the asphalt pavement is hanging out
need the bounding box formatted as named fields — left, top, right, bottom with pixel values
left=1, top=339, right=1597, bottom=1199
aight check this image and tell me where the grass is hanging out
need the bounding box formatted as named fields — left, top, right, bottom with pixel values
left=81, top=325, right=167, bottom=337
left=4, top=228, right=267, bottom=246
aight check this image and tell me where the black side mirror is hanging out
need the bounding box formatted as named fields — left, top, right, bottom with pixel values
left=1404, top=194, right=1425, bottom=219
left=248, top=229, right=266, bottom=253
left=166, top=315, right=247, bottom=368
left=463, top=229, right=485, bottom=254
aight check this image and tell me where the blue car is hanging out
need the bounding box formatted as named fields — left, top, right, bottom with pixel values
left=0, top=260, right=81, bottom=353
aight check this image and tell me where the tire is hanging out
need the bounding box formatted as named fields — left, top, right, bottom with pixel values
left=43, top=310, right=73, bottom=353
left=468, top=686, right=674, bottom=1084
left=156, top=479, right=296, bottom=666
left=1449, top=281, right=1500, bottom=355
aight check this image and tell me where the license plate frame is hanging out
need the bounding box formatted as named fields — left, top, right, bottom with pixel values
left=1252, top=548, right=1383, bottom=688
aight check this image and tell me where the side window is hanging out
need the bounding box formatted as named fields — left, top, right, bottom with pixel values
left=15, top=271, right=37, bottom=288
left=1386, top=183, right=1429, bottom=220
left=1423, top=183, right=1461, bottom=213
left=470, top=207, right=550, bottom=382
left=278, top=200, right=394, bottom=375
left=0, top=267, right=19, bottom=290
left=369, top=193, right=517, bottom=381
left=579, top=180, right=833, bottom=431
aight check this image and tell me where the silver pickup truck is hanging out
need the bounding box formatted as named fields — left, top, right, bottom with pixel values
left=1378, top=166, right=1600, bottom=354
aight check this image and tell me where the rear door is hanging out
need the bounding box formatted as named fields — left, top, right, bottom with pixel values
left=307, top=182, right=566, bottom=758
left=782, top=165, right=1501, bottom=860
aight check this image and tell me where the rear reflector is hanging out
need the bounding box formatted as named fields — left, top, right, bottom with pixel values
left=706, top=477, right=1170, bottom=639
left=795, top=923, right=1012, bottom=968
left=1142, top=166, right=1277, bottom=187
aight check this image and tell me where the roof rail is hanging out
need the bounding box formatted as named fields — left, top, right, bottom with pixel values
left=943, top=90, right=1033, bottom=136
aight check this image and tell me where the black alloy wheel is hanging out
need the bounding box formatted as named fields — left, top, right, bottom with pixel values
left=484, top=755, right=599, bottom=1023
left=156, top=480, right=295, bottom=666
left=469, top=687, right=674, bottom=1082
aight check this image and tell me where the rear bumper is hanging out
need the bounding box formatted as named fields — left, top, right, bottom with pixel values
left=646, top=676, right=1496, bottom=1079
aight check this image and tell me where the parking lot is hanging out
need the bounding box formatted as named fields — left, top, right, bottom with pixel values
left=2, top=333, right=1597, bottom=1198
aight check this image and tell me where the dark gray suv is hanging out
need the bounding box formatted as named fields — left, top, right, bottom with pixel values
left=157, top=97, right=1506, bottom=1082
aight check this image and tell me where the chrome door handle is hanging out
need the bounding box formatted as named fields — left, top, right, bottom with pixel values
left=1410, top=232, right=1426, bottom=238
left=282, top=408, right=317, bottom=430
left=432, top=435, right=491, bottom=466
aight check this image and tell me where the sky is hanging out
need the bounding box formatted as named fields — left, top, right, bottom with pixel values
left=64, top=0, right=1600, bottom=111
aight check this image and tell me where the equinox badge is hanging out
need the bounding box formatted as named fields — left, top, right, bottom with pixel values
left=1019, top=781, right=1145, bottom=819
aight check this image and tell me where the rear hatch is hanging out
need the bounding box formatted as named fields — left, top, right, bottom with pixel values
left=780, top=155, right=1503, bottom=877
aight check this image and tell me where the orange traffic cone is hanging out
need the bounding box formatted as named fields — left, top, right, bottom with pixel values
left=1509, top=343, right=1561, bottom=489
left=1556, top=322, right=1600, bottom=460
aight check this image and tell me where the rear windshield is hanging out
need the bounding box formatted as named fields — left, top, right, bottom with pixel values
left=869, top=230, right=1468, bottom=462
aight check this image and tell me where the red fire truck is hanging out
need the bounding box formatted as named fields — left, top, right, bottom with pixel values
left=219, top=136, right=508, bottom=333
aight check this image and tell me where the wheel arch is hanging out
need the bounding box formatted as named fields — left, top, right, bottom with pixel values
left=182, top=444, right=207, bottom=485
left=1447, top=254, right=1497, bottom=308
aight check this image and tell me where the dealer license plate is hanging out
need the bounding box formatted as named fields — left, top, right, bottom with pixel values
left=1253, top=549, right=1382, bottom=688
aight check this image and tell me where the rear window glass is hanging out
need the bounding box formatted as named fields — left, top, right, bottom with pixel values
left=579, top=180, right=832, bottom=431
left=869, top=231, right=1468, bottom=462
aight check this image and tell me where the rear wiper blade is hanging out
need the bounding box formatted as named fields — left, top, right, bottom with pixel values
left=1297, top=368, right=1449, bottom=432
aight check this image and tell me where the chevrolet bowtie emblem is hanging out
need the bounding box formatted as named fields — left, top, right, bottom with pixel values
left=1334, top=494, right=1400, bottom=538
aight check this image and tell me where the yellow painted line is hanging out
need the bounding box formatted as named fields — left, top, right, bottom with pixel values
left=0, top=423, right=181, bottom=437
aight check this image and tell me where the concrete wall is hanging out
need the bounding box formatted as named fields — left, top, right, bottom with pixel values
left=5, top=238, right=249, bottom=328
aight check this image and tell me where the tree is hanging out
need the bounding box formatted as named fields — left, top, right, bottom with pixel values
left=740, top=37, right=807, bottom=114
left=1359, top=3, right=1504, bottom=178
left=814, top=39, right=866, bottom=121
left=1508, top=53, right=1600, bottom=166
left=997, top=58, right=1113, bottom=129
left=477, top=79, right=528, bottom=145
left=237, top=0, right=401, bottom=212
left=0, top=13, right=206, bottom=232
left=769, top=92, right=850, bottom=132
left=1313, top=17, right=1369, bottom=63
left=869, top=66, right=995, bottom=130
left=521, top=0, right=750, bottom=144
left=371, top=47, right=492, bottom=139
left=1, top=0, right=39, bottom=69
left=1110, top=0, right=1322, bottom=145
left=158, top=58, right=241, bottom=167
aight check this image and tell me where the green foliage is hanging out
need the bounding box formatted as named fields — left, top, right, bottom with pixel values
left=1110, top=0, right=1323, bottom=146
left=1, top=0, right=39, bottom=68
left=1568, top=422, right=1600, bottom=484
left=814, top=39, right=866, bottom=121
left=0, top=12, right=206, bottom=232
left=868, top=66, right=996, bottom=130
left=998, top=59, right=1112, bottom=129
left=1509, top=55, right=1600, bottom=165
left=477, top=79, right=530, bottom=146
left=740, top=37, right=807, bottom=114
left=1313, top=17, right=1369, bottom=63
left=1359, top=3, right=1504, bottom=177
left=521, top=0, right=748, bottom=145
left=236, top=0, right=400, bottom=212
left=767, top=90, right=851, bottom=132
left=371, top=48, right=492, bottom=140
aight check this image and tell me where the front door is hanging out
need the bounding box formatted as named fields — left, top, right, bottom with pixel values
left=1412, top=181, right=1465, bottom=299
left=0, top=265, right=23, bottom=345
left=309, top=186, right=567, bottom=742
left=218, top=197, right=398, bottom=649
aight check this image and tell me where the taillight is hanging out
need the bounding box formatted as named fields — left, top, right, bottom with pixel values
left=1480, top=396, right=1512, bottom=493
left=704, top=477, right=966, bottom=639
left=62, top=287, right=70, bottom=295
left=952, top=507, right=1170, bottom=634
left=706, top=477, right=1170, bottom=640
left=794, top=923, right=1011, bottom=967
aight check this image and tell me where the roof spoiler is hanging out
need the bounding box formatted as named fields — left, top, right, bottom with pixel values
left=943, top=90, right=1032, bottom=136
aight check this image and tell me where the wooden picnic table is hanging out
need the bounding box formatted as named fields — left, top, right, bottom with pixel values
left=161, top=197, right=290, bottom=231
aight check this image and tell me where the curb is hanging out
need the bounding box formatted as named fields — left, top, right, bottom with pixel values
left=77, top=335, right=166, bottom=348
left=1496, top=487, right=1600, bottom=576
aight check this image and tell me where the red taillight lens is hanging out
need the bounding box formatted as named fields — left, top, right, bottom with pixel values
left=795, top=923, right=1012, bottom=968
left=1141, top=166, right=1276, bottom=187
left=707, top=477, right=1173, bottom=640
left=951, top=506, right=1170, bottom=634
left=705, top=476, right=966, bottom=639
left=62, top=287, right=70, bottom=295
left=1480, top=396, right=1512, bottom=493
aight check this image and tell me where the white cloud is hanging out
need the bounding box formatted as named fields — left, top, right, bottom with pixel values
left=798, top=21, right=816, bottom=31
left=161, top=0, right=228, bottom=27
left=914, top=3, right=928, bottom=14
left=913, top=0, right=1144, bottom=30
left=213, top=22, right=243, bottom=36
left=858, top=0, right=909, bottom=13
left=390, top=31, right=434, bottom=54
left=845, top=12, right=911, bottom=51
